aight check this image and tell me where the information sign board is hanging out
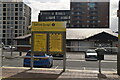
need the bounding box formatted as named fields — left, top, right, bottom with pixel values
left=33, top=33, right=47, bottom=52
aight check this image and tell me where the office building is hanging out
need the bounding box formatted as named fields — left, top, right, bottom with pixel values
left=70, top=0, right=109, bottom=28
left=0, top=0, right=31, bottom=45
left=38, top=10, right=70, bottom=27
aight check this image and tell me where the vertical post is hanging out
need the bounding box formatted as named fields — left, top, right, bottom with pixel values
left=63, top=52, right=66, bottom=72
left=30, top=51, right=34, bottom=70
left=118, top=9, right=120, bottom=75
left=11, top=27, right=13, bottom=56
left=1, top=43, right=4, bottom=67
left=63, top=33, right=66, bottom=72
left=99, top=60, right=101, bottom=74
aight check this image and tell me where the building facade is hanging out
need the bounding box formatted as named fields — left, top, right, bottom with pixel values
left=38, top=10, right=70, bottom=27
left=0, top=0, right=31, bottom=45
left=70, top=0, right=109, bottom=28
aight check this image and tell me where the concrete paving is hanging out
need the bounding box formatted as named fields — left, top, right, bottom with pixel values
left=1, top=67, right=120, bottom=80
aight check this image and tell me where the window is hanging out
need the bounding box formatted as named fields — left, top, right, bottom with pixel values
left=3, top=17, right=6, bottom=20
left=15, top=13, right=18, bottom=16
left=7, top=4, right=10, bottom=7
left=11, top=8, right=14, bottom=11
left=3, top=34, right=5, bottom=37
left=3, top=30, right=6, bottom=33
left=15, top=8, right=18, bottom=11
left=15, top=21, right=18, bottom=24
left=19, top=4, right=23, bottom=7
left=7, top=13, right=10, bottom=16
left=11, top=17, right=14, bottom=20
left=11, top=21, right=14, bottom=24
left=19, top=8, right=22, bottom=11
left=89, top=16, right=98, bottom=19
left=19, top=21, right=22, bottom=24
left=15, top=26, right=18, bottom=29
left=3, top=4, right=6, bottom=7
left=89, top=24, right=98, bottom=27
left=3, top=21, right=6, bottom=24
left=7, top=21, right=10, bottom=24
left=0, top=17, right=2, bottom=20
left=15, top=4, right=18, bottom=7
left=15, top=17, right=18, bottom=20
left=74, top=16, right=82, bottom=19
left=7, top=17, right=10, bottom=20
left=3, top=26, right=6, bottom=29
left=3, top=8, right=6, bottom=11
left=7, top=8, right=10, bottom=11
left=7, top=25, right=10, bottom=28
left=89, top=11, right=97, bottom=15
left=56, top=12, right=65, bottom=15
left=89, top=20, right=98, bottom=23
left=15, top=34, right=17, bottom=37
left=88, top=7, right=97, bottom=10
left=88, top=2, right=97, bottom=8
left=19, top=17, right=23, bottom=20
left=11, top=4, right=14, bottom=7
left=15, top=30, right=18, bottom=33
left=0, top=4, right=2, bottom=7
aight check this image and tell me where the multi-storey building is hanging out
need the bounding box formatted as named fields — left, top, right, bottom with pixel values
left=0, top=0, right=31, bottom=45
left=70, top=0, right=109, bottom=28
left=38, top=10, right=70, bottom=27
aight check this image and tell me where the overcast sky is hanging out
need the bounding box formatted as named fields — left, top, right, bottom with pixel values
left=23, top=0, right=119, bottom=32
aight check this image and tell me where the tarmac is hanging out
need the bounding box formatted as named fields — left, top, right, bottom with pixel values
left=1, top=67, right=120, bottom=80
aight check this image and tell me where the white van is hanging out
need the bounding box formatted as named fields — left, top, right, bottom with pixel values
left=85, top=49, right=98, bottom=61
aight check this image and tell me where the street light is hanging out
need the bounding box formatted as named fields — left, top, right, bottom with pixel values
left=10, top=27, right=14, bottom=56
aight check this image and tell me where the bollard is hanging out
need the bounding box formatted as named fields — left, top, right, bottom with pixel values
left=19, top=52, right=22, bottom=56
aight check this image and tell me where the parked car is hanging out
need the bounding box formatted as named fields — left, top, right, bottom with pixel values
left=52, top=54, right=63, bottom=57
left=85, top=49, right=98, bottom=61
left=3, top=46, right=16, bottom=50
left=23, top=50, right=53, bottom=68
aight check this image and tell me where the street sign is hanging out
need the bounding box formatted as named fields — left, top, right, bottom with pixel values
left=33, top=33, right=47, bottom=52
left=31, top=21, right=66, bottom=71
left=31, top=21, right=66, bottom=53
left=49, top=33, right=62, bottom=52
left=32, top=22, right=66, bottom=32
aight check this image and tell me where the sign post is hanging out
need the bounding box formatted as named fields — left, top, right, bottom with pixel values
left=96, top=48, right=105, bottom=74
left=31, top=22, right=66, bottom=71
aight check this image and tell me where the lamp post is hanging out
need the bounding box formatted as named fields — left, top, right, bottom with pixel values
left=10, top=27, right=14, bottom=56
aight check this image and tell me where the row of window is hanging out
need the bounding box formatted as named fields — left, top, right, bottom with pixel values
left=72, top=2, right=97, bottom=6
left=71, top=7, right=97, bottom=11
left=2, top=25, right=24, bottom=29
left=2, top=34, right=23, bottom=37
left=3, top=8, right=23, bottom=11
left=2, top=30, right=25, bottom=34
left=2, top=21, right=25, bottom=24
left=1, top=17, right=24, bottom=20
left=2, top=3, right=23, bottom=7
left=3, top=12, right=23, bottom=17
left=72, top=20, right=101, bottom=24
left=41, top=12, right=70, bottom=16
left=42, top=16, right=70, bottom=19
left=71, top=11, right=98, bottom=15
left=71, top=24, right=108, bottom=28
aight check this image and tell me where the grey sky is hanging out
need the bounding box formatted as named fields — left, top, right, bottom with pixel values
left=23, top=0, right=119, bottom=32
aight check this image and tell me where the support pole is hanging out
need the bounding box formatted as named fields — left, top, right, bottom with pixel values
left=118, top=13, right=120, bottom=75
left=99, top=60, right=101, bottom=74
left=11, top=27, right=13, bottom=56
left=63, top=52, right=66, bottom=72
left=30, top=51, right=34, bottom=70
left=1, top=43, right=4, bottom=67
